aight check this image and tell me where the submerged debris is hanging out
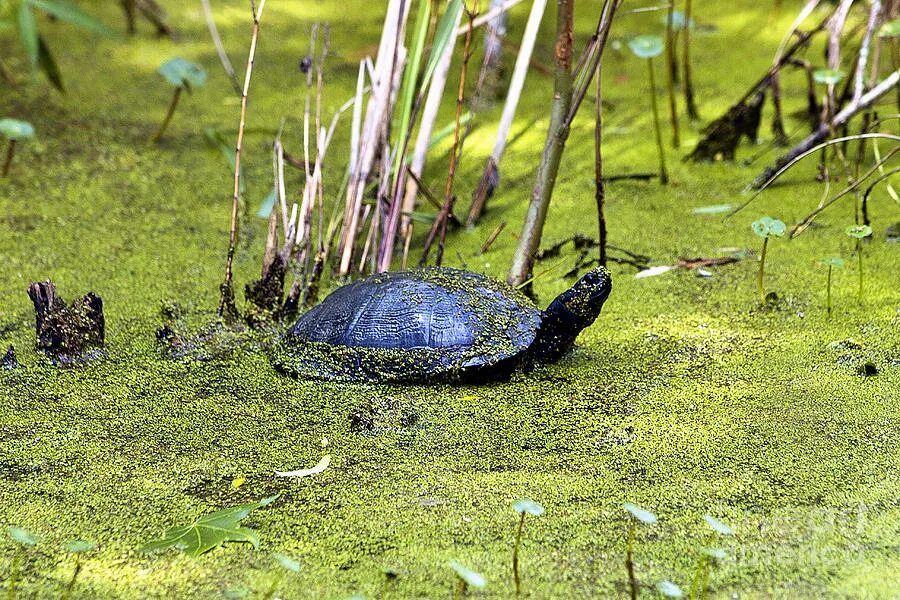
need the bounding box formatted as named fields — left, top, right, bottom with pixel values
left=687, top=89, right=765, bottom=161
left=27, top=281, right=105, bottom=366
left=156, top=301, right=268, bottom=361
left=1, top=345, right=18, bottom=370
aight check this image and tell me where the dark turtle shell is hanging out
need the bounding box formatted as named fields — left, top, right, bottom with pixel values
left=273, top=268, right=541, bottom=382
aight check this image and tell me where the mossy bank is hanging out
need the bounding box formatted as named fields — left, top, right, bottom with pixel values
left=1, top=0, right=898, bottom=598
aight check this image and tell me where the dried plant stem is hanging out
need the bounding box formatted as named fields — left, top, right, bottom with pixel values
left=648, top=57, right=669, bottom=184
left=626, top=522, right=637, bottom=600
left=150, top=86, right=182, bottom=143
left=594, top=63, right=607, bottom=265
left=421, top=5, right=477, bottom=267
left=467, top=0, right=548, bottom=226
left=201, top=0, right=242, bottom=95
left=512, top=512, right=526, bottom=596
left=1, top=140, right=15, bottom=177
left=338, top=0, right=411, bottom=275
left=665, top=1, right=680, bottom=147
left=401, top=8, right=462, bottom=265
left=682, top=0, right=699, bottom=119
left=219, top=0, right=267, bottom=320
left=507, top=0, right=574, bottom=288
left=479, top=221, right=506, bottom=254
left=757, top=237, right=769, bottom=305
left=750, top=70, right=900, bottom=189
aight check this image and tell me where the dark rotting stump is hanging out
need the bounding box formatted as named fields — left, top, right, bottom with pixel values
left=27, top=281, right=105, bottom=366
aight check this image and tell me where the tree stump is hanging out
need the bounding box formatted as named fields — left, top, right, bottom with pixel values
left=27, top=281, right=105, bottom=365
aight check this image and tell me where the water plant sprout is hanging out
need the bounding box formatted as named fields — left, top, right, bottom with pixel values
left=624, top=502, right=657, bottom=600
left=261, top=554, right=301, bottom=600
left=151, top=58, right=207, bottom=143
left=812, top=69, right=844, bottom=121
left=819, top=257, right=845, bottom=316
left=657, top=579, right=684, bottom=598
left=690, top=515, right=734, bottom=599
left=0, top=118, right=35, bottom=177
left=511, top=498, right=545, bottom=596
left=7, top=526, right=37, bottom=598
left=61, top=540, right=97, bottom=600
left=448, top=559, right=486, bottom=598
left=628, top=35, right=668, bottom=184
left=845, top=224, right=873, bottom=303
left=751, top=217, right=786, bottom=305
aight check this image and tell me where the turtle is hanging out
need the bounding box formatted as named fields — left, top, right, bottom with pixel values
left=272, top=266, right=612, bottom=383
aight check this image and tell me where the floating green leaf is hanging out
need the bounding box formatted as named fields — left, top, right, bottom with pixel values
left=512, top=498, right=545, bottom=516
left=751, top=216, right=786, bottom=238
left=64, top=540, right=97, bottom=553
left=820, top=257, right=845, bottom=268
left=159, top=57, right=207, bottom=91
left=878, top=19, right=900, bottom=38
left=257, top=188, right=276, bottom=218
left=0, top=119, right=35, bottom=140
left=448, top=560, right=487, bottom=589
left=8, top=527, right=37, bottom=546
left=665, top=10, right=695, bottom=30
left=691, top=203, right=736, bottom=215
left=274, top=553, right=301, bottom=573
left=141, top=496, right=279, bottom=557
left=624, top=502, right=658, bottom=525
left=703, top=547, right=727, bottom=560
left=813, top=68, right=844, bottom=86
left=657, top=580, right=684, bottom=597
left=28, top=0, right=116, bottom=37
left=628, top=35, right=664, bottom=59
left=703, top=515, right=734, bottom=536
left=845, top=224, right=872, bottom=239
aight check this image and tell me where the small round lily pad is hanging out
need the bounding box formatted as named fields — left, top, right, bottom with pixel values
left=845, top=224, right=872, bottom=239
left=624, top=502, right=658, bottom=525
left=657, top=580, right=684, bottom=598
left=512, top=499, right=545, bottom=516
left=448, top=560, right=486, bottom=589
left=274, top=553, right=301, bottom=573
left=628, top=35, right=664, bottom=59
left=0, top=119, right=35, bottom=140
left=703, top=547, right=727, bottom=560
left=158, top=58, right=207, bottom=90
left=8, top=527, right=37, bottom=545
left=813, top=68, right=845, bottom=86
left=664, top=10, right=694, bottom=30
left=752, top=216, right=786, bottom=238
left=703, top=515, right=734, bottom=536
left=64, top=540, right=97, bottom=553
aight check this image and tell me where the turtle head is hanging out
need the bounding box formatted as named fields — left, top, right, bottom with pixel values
left=555, top=266, right=613, bottom=328
left=528, top=267, right=612, bottom=365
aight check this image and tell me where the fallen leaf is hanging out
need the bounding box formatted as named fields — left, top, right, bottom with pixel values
left=635, top=265, right=675, bottom=278
left=275, top=454, right=331, bottom=478
left=141, top=496, right=279, bottom=557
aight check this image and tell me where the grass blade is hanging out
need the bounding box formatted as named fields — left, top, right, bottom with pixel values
left=18, top=1, right=39, bottom=73
left=28, top=0, right=116, bottom=37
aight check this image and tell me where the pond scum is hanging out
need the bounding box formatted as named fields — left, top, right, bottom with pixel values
left=1, top=0, right=899, bottom=598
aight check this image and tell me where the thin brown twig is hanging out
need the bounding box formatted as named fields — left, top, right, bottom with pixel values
left=219, top=0, right=267, bottom=320
left=421, top=4, right=477, bottom=267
